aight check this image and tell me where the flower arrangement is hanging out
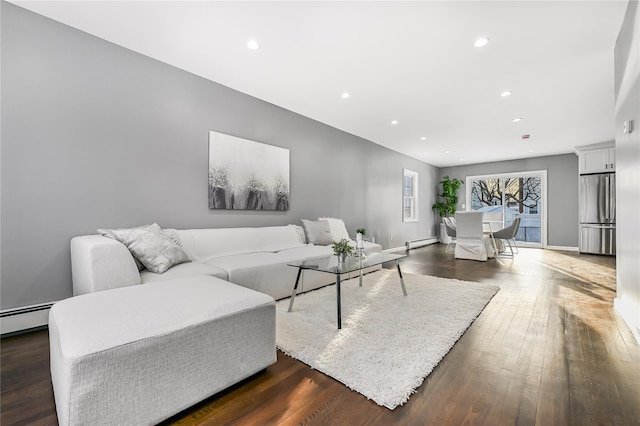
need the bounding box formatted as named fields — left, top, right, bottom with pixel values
left=356, top=228, right=367, bottom=237
left=331, top=239, right=354, bottom=257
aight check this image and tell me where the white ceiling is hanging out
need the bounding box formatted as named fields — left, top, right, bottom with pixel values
left=11, top=1, right=629, bottom=167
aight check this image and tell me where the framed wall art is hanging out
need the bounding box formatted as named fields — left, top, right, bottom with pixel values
left=208, top=131, right=290, bottom=211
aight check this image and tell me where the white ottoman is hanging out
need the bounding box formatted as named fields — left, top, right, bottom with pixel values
left=49, top=275, right=276, bottom=426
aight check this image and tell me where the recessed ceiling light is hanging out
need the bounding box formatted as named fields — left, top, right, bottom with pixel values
left=501, top=90, right=512, bottom=97
left=528, top=149, right=535, bottom=153
left=247, top=40, right=260, bottom=50
left=474, top=37, right=489, bottom=47
left=341, top=92, right=350, bottom=99
left=391, top=120, right=399, bottom=125
left=420, top=137, right=427, bottom=141
left=460, top=158, right=465, bottom=161
left=512, top=117, right=522, bottom=122
left=444, top=150, right=450, bottom=154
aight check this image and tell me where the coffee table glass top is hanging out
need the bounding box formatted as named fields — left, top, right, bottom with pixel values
left=287, top=252, right=405, bottom=275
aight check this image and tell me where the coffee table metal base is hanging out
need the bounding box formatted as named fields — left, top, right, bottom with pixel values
left=288, top=259, right=407, bottom=329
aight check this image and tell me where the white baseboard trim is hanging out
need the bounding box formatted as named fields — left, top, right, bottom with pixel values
left=1, top=301, right=57, bottom=335
left=384, top=238, right=440, bottom=254
left=614, top=297, right=640, bottom=344
left=545, top=245, right=579, bottom=252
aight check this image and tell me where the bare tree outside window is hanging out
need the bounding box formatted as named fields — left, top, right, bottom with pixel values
left=504, top=177, right=541, bottom=213
left=472, top=177, right=541, bottom=213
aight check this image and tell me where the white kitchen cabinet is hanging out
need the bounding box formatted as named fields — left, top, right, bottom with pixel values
left=579, top=147, right=615, bottom=174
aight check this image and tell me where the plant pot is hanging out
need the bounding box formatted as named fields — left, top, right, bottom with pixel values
left=440, top=223, right=452, bottom=244
left=337, top=253, right=347, bottom=265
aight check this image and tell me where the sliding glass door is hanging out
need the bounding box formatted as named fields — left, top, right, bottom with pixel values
left=467, top=171, right=546, bottom=247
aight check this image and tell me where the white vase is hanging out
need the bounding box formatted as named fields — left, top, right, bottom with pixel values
left=440, top=223, right=452, bottom=244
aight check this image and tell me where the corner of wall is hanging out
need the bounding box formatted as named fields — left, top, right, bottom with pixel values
left=614, top=297, right=640, bottom=344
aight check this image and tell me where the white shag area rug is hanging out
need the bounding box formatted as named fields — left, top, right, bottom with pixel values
left=275, top=269, right=499, bottom=410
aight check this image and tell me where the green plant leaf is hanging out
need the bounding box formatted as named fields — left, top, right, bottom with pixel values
left=431, top=176, right=463, bottom=217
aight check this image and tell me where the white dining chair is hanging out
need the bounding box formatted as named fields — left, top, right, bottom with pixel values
left=442, top=217, right=457, bottom=254
left=481, top=211, right=502, bottom=254
left=454, top=211, right=492, bottom=261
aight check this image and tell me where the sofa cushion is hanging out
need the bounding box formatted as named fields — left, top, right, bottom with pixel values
left=361, top=241, right=383, bottom=252
left=141, top=261, right=228, bottom=283
left=206, top=252, right=291, bottom=274
left=178, top=225, right=303, bottom=261
left=98, top=224, right=190, bottom=273
left=205, top=249, right=335, bottom=300
left=51, top=276, right=273, bottom=357
left=301, top=219, right=334, bottom=245
left=277, top=245, right=333, bottom=260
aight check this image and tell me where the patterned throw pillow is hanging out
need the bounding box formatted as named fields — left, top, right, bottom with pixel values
left=292, top=225, right=307, bottom=244
left=162, top=228, right=183, bottom=247
left=98, top=224, right=190, bottom=274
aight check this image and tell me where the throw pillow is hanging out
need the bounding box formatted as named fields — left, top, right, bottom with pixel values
left=318, top=217, right=351, bottom=241
left=162, top=228, right=183, bottom=247
left=98, top=223, right=190, bottom=274
left=301, top=219, right=334, bottom=245
left=98, top=226, right=146, bottom=271
left=293, top=225, right=307, bottom=244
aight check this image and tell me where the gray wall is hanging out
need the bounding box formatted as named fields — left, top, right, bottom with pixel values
left=614, top=0, right=640, bottom=341
left=438, top=153, right=580, bottom=248
left=0, top=3, right=438, bottom=309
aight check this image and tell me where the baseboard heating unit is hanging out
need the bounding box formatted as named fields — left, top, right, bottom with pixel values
left=1, top=301, right=56, bottom=336
left=405, top=237, right=439, bottom=251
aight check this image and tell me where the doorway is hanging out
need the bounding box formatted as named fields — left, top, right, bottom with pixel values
left=466, top=171, right=547, bottom=247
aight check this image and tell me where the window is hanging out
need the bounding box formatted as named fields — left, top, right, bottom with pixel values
left=403, top=169, right=419, bottom=222
left=467, top=171, right=546, bottom=246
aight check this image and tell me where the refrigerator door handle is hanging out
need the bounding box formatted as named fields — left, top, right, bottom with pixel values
left=604, top=174, right=610, bottom=221
left=610, top=173, right=616, bottom=223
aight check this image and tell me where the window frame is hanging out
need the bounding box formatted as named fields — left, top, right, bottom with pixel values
left=402, top=168, right=419, bottom=223
left=466, top=170, right=547, bottom=247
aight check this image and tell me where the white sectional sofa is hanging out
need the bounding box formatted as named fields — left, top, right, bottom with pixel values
left=52, top=221, right=381, bottom=425
left=71, top=223, right=382, bottom=300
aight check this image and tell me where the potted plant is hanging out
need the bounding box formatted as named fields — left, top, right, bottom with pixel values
left=432, top=176, right=463, bottom=244
left=355, top=228, right=367, bottom=239
left=331, top=238, right=354, bottom=265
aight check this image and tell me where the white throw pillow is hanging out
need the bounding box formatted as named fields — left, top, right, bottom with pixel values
left=98, top=224, right=190, bottom=274
left=301, top=219, right=334, bottom=245
left=318, top=217, right=351, bottom=241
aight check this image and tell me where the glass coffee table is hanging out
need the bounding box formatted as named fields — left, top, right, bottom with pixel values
left=287, top=252, right=407, bottom=329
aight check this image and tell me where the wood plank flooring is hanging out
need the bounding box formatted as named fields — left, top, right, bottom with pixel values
left=2, top=246, right=638, bottom=425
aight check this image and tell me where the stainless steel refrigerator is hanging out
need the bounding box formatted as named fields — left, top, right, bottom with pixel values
left=579, top=172, right=616, bottom=255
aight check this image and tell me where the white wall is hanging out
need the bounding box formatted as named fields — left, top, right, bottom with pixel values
left=614, top=0, right=640, bottom=343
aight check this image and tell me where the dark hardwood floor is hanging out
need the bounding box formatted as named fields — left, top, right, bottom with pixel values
left=2, top=245, right=638, bottom=425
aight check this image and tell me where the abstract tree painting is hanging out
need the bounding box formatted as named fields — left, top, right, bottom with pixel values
left=208, top=131, right=290, bottom=211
